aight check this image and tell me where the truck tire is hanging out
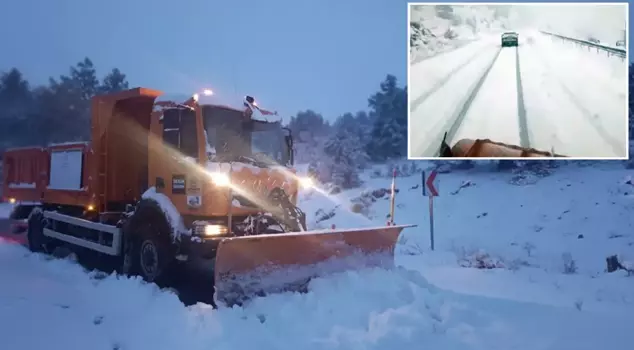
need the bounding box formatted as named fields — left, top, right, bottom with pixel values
left=122, top=200, right=176, bottom=285
left=26, top=209, right=47, bottom=253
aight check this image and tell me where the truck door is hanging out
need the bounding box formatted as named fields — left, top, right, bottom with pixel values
left=150, top=107, right=201, bottom=212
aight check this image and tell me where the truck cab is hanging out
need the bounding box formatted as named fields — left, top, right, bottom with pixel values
left=147, top=93, right=304, bottom=237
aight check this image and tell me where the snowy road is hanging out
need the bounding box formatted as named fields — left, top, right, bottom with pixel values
left=408, top=30, right=628, bottom=158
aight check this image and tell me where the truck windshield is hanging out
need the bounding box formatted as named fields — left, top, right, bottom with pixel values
left=250, top=122, right=286, bottom=164
left=202, top=105, right=290, bottom=166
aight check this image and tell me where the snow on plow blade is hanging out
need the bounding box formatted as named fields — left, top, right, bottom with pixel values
left=214, top=224, right=413, bottom=306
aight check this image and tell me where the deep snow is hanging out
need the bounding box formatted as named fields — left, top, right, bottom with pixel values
left=408, top=30, right=628, bottom=158
left=1, top=162, right=633, bottom=349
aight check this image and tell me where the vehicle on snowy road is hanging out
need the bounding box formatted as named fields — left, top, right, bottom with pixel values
left=501, top=32, right=519, bottom=47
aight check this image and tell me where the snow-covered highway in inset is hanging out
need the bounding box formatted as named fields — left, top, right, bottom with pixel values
left=408, top=30, right=628, bottom=158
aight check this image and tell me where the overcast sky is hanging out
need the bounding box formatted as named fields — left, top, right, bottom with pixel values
left=0, top=0, right=630, bottom=122
left=0, top=0, right=410, bottom=121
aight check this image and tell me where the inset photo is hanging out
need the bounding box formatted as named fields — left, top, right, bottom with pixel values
left=408, top=2, right=629, bottom=159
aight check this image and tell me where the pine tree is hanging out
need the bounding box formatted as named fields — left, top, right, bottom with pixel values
left=70, top=58, right=99, bottom=101
left=0, top=68, right=32, bottom=121
left=0, top=58, right=131, bottom=149
left=323, top=120, right=369, bottom=189
left=365, top=75, right=407, bottom=162
left=99, top=68, right=129, bottom=94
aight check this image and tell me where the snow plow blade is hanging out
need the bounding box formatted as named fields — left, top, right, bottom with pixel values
left=214, top=224, right=413, bottom=306
left=447, top=138, right=566, bottom=158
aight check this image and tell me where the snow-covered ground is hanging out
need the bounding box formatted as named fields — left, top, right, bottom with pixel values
left=409, top=4, right=510, bottom=64
left=408, top=30, right=628, bottom=158
left=527, top=3, right=627, bottom=48
left=1, top=162, right=633, bottom=349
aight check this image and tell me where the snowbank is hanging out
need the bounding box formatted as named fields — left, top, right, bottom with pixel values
left=1, top=240, right=633, bottom=350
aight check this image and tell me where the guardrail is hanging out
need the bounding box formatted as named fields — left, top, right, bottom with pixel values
left=540, top=31, right=626, bottom=60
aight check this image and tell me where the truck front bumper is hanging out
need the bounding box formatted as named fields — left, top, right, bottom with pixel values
left=181, top=235, right=223, bottom=259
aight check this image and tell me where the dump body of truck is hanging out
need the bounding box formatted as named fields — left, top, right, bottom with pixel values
left=3, top=88, right=162, bottom=211
left=3, top=87, right=412, bottom=306
left=2, top=147, right=47, bottom=204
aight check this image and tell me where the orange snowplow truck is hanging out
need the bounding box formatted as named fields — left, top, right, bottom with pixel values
left=2, top=88, right=410, bottom=306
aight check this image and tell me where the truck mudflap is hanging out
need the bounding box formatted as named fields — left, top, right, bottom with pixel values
left=213, top=224, right=413, bottom=306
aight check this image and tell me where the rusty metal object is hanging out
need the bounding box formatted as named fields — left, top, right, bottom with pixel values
left=450, top=138, right=566, bottom=158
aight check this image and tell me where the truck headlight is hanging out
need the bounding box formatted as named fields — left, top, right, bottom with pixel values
left=204, top=224, right=228, bottom=236
left=298, top=176, right=314, bottom=189
left=209, top=172, right=230, bottom=187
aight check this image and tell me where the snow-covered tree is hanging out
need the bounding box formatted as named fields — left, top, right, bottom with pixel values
left=323, top=115, right=370, bottom=189
left=365, top=75, right=408, bottom=162
left=287, top=110, right=331, bottom=142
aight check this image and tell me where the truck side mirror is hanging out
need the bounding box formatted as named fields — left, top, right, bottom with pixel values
left=284, top=131, right=294, bottom=165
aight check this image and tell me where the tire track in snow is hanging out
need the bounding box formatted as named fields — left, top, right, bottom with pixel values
left=410, top=44, right=494, bottom=112
left=558, top=83, right=625, bottom=157
left=423, top=47, right=503, bottom=156
left=533, top=54, right=625, bottom=157
left=515, top=46, right=530, bottom=148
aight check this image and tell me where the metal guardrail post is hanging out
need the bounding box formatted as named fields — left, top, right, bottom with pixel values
left=539, top=30, right=626, bottom=60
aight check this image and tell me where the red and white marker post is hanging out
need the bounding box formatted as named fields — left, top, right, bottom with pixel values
left=388, top=168, right=397, bottom=226
left=422, top=170, right=439, bottom=250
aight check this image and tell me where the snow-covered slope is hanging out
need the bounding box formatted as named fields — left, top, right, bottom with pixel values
left=1, top=162, right=633, bottom=349
left=301, top=162, right=634, bottom=313
left=409, top=5, right=512, bottom=63
left=306, top=162, right=634, bottom=272
left=410, top=4, right=627, bottom=62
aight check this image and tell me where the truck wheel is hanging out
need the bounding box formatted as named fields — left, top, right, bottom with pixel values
left=26, top=209, right=47, bottom=253
left=122, top=201, right=175, bottom=285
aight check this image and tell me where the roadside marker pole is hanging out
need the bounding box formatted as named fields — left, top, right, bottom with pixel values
left=429, top=195, right=435, bottom=251
left=422, top=170, right=439, bottom=251
left=227, top=165, right=233, bottom=234
left=389, top=168, right=397, bottom=225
